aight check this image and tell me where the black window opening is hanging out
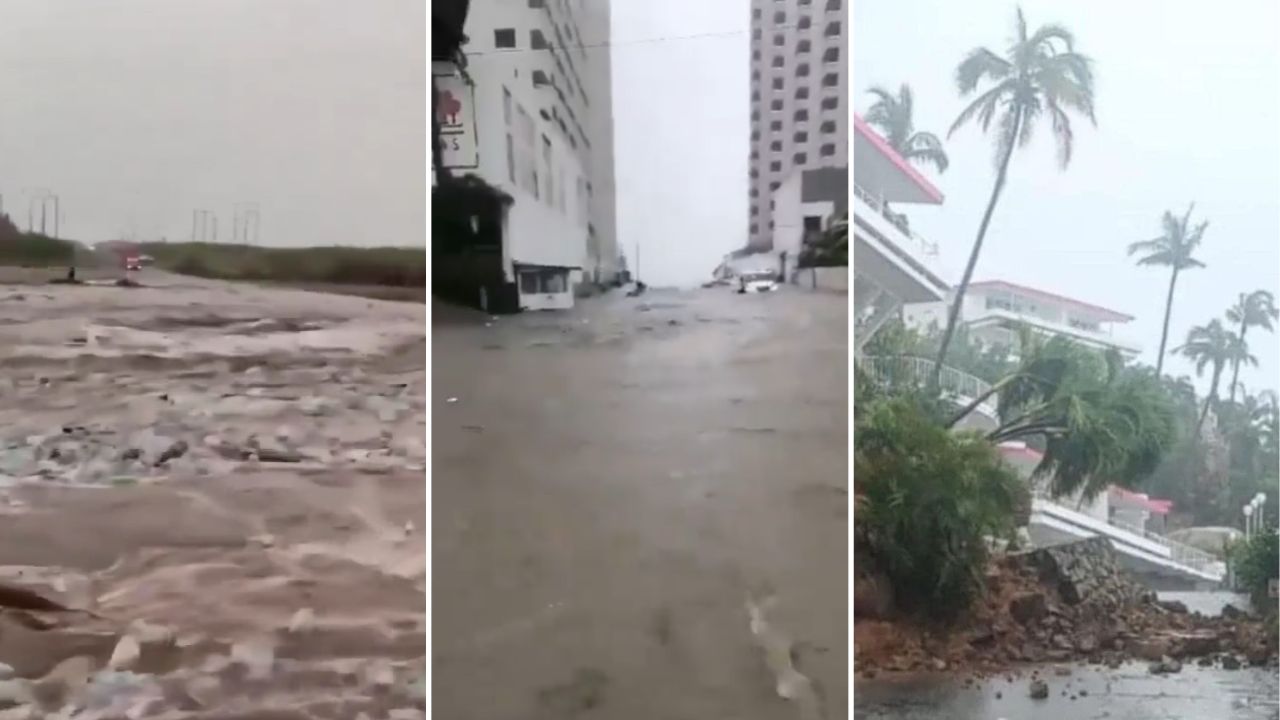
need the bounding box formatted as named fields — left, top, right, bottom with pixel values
left=753, top=28, right=762, bottom=40
left=751, top=110, right=761, bottom=121
left=797, top=63, right=810, bottom=77
left=770, top=161, right=781, bottom=172
left=798, top=40, right=811, bottom=53
left=770, top=120, right=783, bottom=131
left=793, top=152, right=807, bottom=164
left=751, top=150, right=760, bottom=160
left=826, top=0, right=841, bottom=9
left=772, top=77, right=784, bottom=90
left=795, top=109, right=809, bottom=122
left=773, top=34, right=785, bottom=47
left=798, top=16, right=811, bottom=29
left=753, top=8, right=762, bottom=18
left=770, top=140, right=782, bottom=151
left=821, top=96, right=838, bottom=110
left=824, top=21, right=841, bottom=36
left=751, top=130, right=761, bottom=141
left=750, top=188, right=759, bottom=198
left=770, top=99, right=783, bottom=111
left=794, top=130, right=808, bottom=143
left=494, top=29, right=517, bottom=48
left=820, top=143, right=836, bottom=156
left=821, top=120, right=837, bottom=133
left=770, top=199, right=776, bottom=210
left=752, top=69, right=761, bottom=80
left=750, top=168, right=759, bottom=179
left=822, top=72, right=839, bottom=87
left=795, top=86, right=810, bottom=100
left=531, top=30, right=549, bottom=49
left=768, top=220, right=775, bottom=229
left=753, top=50, right=762, bottom=61
left=823, top=47, right=840, bottom=63
left=750, top=223, right=759, bottom=235
left=774, top=11, right=786, bottom=22
left=752, top=91, right=761, bottom=102
left=770, top=181, right=781, bottom=191
left=750, top=206, right=759, bottom=216
left=529, top=0, right=545, bottom=7
left=772, top=56, right=784, bottom=68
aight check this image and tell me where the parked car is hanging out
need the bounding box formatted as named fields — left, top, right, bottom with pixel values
left=738, top=271, right=778, bottom=294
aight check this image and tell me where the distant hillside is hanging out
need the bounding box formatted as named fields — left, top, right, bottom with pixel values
left=0, top=213, right=85, bottom=266
left=139, top=242, right=425, bottom=288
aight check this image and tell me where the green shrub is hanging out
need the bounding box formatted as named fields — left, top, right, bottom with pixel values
left=855, top=397, right=1021, bottom=619
left=1230, top=529, right=1279, bottom=611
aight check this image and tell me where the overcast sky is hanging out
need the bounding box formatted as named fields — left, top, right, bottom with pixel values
left=0, top=0, right=424, bottom=247
left=855, top=0, right=1280, bottom=395
left=612, top=0, right=748, bottom=288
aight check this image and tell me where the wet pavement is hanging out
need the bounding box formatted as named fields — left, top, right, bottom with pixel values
left=432, top=288, right=847, bottom=719
left=854, top=663, right=1279, bottom=719
left=856, top=592, right=1278, bottom=719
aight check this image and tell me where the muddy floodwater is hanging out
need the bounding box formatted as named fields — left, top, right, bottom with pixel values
left=856, top=592, right=1279, bottom=719
left=433, top=288, right=848, bottom=719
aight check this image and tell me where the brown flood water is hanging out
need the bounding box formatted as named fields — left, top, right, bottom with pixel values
left=433, top=287, right=848, bottom=719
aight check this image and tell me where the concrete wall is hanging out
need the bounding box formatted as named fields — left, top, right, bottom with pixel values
left=793, top=266, right=847, bottom=292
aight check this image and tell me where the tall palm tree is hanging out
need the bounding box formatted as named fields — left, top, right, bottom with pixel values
left=1126, top=205, right=1209, bottom=376
left=1225, top=290, right=1278, bottom=403
left=864, top=85, right=950, bottom=173
left=932, top=7, right=1096, bottom=384
left=1177, top=319, right=1254, bottom=436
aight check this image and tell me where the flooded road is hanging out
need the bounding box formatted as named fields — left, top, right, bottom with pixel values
left=854, top=664, right=1279, bottom=719
left=432, top=288, right=847, bottom=719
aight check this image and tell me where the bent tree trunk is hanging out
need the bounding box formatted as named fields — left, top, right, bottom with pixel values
left=1155, top=268, right=1179, bottom=377
left=1197, top=363, right=1223, bottom=437
left=932, top=111, right=1024, bottom=387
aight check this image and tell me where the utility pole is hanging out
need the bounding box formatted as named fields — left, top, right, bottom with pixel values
left=39, top=200, right=47, bottom=235
left=211, top=216, right=218, bottom=242
left=51, top=196, right=60, bottom=238
left=192, top=210, right=198, bottom=242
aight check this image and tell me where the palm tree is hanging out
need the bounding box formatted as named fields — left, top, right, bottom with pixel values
left=1127, top=205, right=1209, bottom=376
left=1225, top=290, right=1278, bottom=403
left=1177, top=320, right=1255, bottom=436
left=864, top=85, right=950, bottom=173
left=932, top=7, right=1096, bottom=383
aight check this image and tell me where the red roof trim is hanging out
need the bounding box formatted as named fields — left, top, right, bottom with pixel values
left=968, top=280, right=1134, bottom=323
left=854, top=114, right=944, bottom=204
left=1110, top=487, right=1173, bottom=515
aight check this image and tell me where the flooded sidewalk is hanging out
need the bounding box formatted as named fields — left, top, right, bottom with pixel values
left=432, top=288, right=848, bottom=719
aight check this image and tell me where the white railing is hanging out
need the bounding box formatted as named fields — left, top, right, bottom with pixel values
left=1031, top=486, right=1222, bottom=576
left=859, top=355, right=998, bottom=419
left=853, top=183, right=939, bottom=257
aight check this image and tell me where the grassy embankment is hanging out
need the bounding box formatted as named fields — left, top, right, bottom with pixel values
left=138, top=242, right=426, bottom=302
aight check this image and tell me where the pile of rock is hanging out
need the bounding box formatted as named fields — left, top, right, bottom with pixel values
left=855, top=537, right=1278, bottom=675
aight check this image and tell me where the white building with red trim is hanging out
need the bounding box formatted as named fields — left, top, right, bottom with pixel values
left=852, top=115, right=949, bottom=351
left=905, top=279, right=1141, bottom=357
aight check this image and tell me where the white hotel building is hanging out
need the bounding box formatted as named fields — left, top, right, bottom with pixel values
left=435, top=0, right=617, bottom=310
left=905, top=279, right=1141, bottom=357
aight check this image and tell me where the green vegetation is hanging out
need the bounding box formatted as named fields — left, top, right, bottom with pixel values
left=1176, top=319, right=1254, bottom=436
left=139, top=242, right=425, bottom=288
left=1230, top=529, right=1278, bottom=610
left=855, top=396, right=1021, bottom=618
left=1127, top=205, right=1209, bottom=376
left=1226, top=290, right=1278, bottom=403
left=932, top=7, right=1097, bottom=380
left=798, top=213, right=848, bottom=268
left=864, top=84, right=949, bottom=173
left=0, top=213, right=79, bottom=266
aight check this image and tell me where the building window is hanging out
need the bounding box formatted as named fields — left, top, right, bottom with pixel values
left=770, top=161, right=781, bottom=172
left=793, top=152, right=807, bottom=164
left=773, top=34, right=785, bottom=46
left=799, top=0, right=811, bottom=4
left=770, top=140, right=782, bottom=151
left=750, top=223, right=759, bottom=235
left=772, top=56, right=784, bottom=68
left=529, top=0, right=545, bottom=7
left=750, top=150, right=759, bottom=160
left=753, top=50, right=761, bottom=61
left=822, top=72, right=838, bottom=87
left=531, top=30, right=549, bottom=49
left=794, top=130, right=808, bottom=143
left=798, top=39, right=811, bottom=53
left=797, top=63, right=810, bottom=77
left=823, top=47, right=840, bottom=63
left=774, top=11, right=785, bottom=22
left=752, top=28, right=762, bottom=40
left=770, top=99, right=783, bottom=111
left=798, top=16, right=811, bottom=29
left=753, top=8, right=762, bottom=18
left=768, top=220, right=775, bottom=229
left=749, top=168, right=759, bottom=179
left=750, top=187, right=759, bottom=198
left=494, top=29, right=516, bottom=48
left=752, top=69, right=761, bottom=80
left=821, top=96, right=838, bottom=110
left=820, top=143, right=835, bottom=157
left=751, top=91, right=761, bottom=102
left=772, top=77, right=784, bottom=90
left=795, top=86, right=809, bottom=100
left=751, top=130, right=760, bottom=141
left=770, top=120, right=783, bottom=131
left=750, top=206, right=759, bottom=216
left=795, top=109, right=809, bottom=122
left=821, top=119, right=837, bottom=133
left=824, top=21, right=841, bottom=36
left=770, top=181, right=780, bottom=191
left=542, top=135, right=554, bottom=206
left=826, top=0, right=841, bottom=9
left=770, top=199, right=776, bottom=210
left=751, top=110, right=760, bottom=121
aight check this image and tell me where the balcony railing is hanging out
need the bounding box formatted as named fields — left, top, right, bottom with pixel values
left=1031, top=485, right=1223, bottom=577
left=853, top=183, right=939, bottom=257
left=859, top=354, right=998, bottom=419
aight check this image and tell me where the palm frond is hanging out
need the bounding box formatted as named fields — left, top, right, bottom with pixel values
left=955, top=48, right=1014, bottom=94
left=902, top=131, right=950, bottom=172
left=948, top=81, right=1013, bottom=138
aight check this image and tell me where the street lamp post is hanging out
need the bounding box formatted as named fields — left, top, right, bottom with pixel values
left=1244, top=504, right=1254, bottom=539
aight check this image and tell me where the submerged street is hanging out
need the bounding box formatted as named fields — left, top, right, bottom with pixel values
left=432, top=288, right=847, bottom=719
